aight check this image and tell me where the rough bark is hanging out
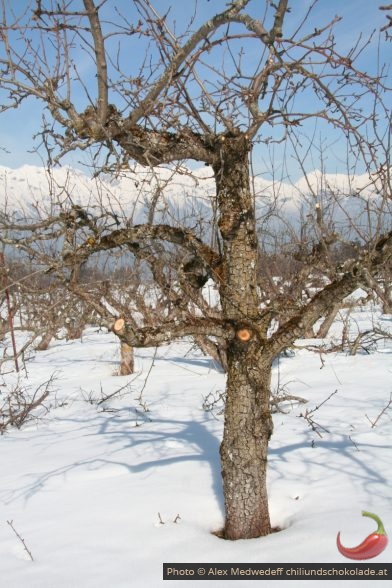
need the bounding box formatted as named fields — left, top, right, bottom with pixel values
left=213, top=137, right=273, bottom=539
left=221, top=345, right=273, bottom=539
left=112, top=316, right=232, bottom=347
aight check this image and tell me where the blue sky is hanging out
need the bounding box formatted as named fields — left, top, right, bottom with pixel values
left=0, top=0, right=389, bottom=178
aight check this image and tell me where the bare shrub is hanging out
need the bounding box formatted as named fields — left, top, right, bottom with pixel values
left=0, top=373, right=58, bottom=434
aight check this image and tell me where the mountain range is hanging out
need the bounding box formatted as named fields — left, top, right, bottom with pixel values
left=0, top=163, right=387, bottom=240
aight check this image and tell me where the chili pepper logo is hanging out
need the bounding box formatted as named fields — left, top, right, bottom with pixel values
left=337, top=511, right=388, bottom=560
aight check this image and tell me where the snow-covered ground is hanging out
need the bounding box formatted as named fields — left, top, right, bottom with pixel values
left=0, top=303, right=391, bottom=587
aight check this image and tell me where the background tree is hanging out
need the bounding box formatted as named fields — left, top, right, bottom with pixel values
left=0, top=0, right=391, bottom=539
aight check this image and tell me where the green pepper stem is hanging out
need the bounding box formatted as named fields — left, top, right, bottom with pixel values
left=362, top=511, right=387, bottom=536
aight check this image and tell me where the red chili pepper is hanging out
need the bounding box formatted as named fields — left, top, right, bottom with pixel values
left=337, top=511, right=388, bottom=560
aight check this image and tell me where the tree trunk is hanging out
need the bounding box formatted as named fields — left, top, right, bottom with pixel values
left=382, top=280, right=392, bottom=314
left=317, top=301, right=341, bottom=338
left=221, top=346, right=273, bottom=539
left=36, top=330, right=55, bottom=351
left=120, top=341, right=134, bottom=375
left=213, top=136, right=273, bottom=539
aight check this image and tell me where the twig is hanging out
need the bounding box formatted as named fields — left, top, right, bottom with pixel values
left=136, top=347, right=158, bottom=411
left=271, top=392, right=308, bottom=413
left=0, top=335, right=39, bottom=370
left=311, top=389, right=338, bottom=412
left=201, top=389, right=226, bottom=418
left=298, top=389, right=338, bottom=437
left=96, top=379, right=132, bottom=405
left=365, top=391, right=392, bottom=428
left=0, top=253, right=19, bottom=372
left=6, top=520, right=34, bottom=561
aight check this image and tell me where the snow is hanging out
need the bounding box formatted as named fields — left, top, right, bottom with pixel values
left=0, top=163, right=383, bottom=224
left=1, top=305, right=391, bottom=587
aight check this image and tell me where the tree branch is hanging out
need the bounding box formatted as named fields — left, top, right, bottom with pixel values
left=126, top=0, right=252, bottom=126
left=270, top=0, right=289, bottom=42
left=112, top=316, right=232, bottom=348
left=267, top=230, right=392, bottom=355
left=83, top=0, right=108, bottom=126
left=112, top=124, right=215, bottom=166
left=66, top=223, right=221, bottom=271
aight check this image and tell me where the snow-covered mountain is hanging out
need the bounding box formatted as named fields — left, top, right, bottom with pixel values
left=0, top=163, right=387, bottom=237
left=0, top=164, right=217, bottom=226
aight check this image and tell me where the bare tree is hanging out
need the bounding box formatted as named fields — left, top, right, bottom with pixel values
left=0, top=0, right=391, bottom=540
